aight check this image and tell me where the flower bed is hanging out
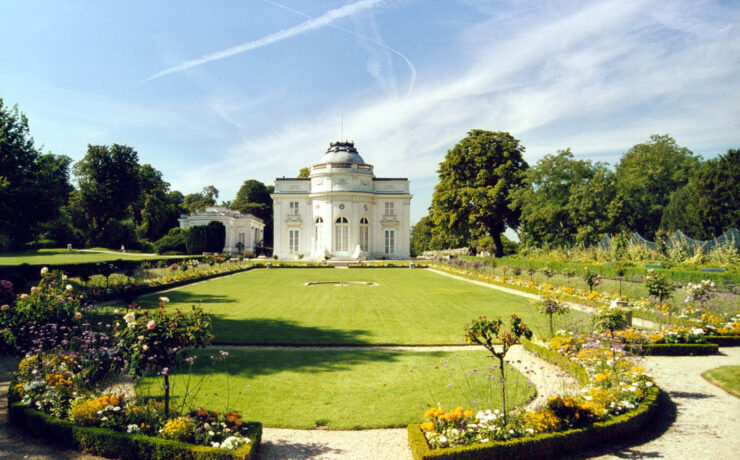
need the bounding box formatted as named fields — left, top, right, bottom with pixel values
left=8, top=395, right=261, bottom=460
left=408, top=385, right=660, bottom=460
left=410, top=313, right=663, bottom=458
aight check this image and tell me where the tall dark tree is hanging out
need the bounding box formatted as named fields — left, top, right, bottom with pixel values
left=0, top=100, right=72, bottom=249
left=661, top=148, right=740, bottom=238
left=615, top=135, right=700, bottom=238
left=431, top=130, right=528, bottom=257
left=232, top=179, right=273, bottom=247
left=73, top=144, right=141, bottom=231
left=513, top=149, right=596, bottom=247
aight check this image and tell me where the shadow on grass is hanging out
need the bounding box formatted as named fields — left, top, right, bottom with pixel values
left=136, top=290, right=238, bottom=306
left=209, top=317, right=373, bottom=346
left=182, top=347, right=429, bottom=379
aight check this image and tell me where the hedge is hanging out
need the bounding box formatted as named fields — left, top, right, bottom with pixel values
left=0, top=257, right=201, bottom=291
left=705, top=335, right=740, bottom=347
left=407, top=385, right=661, bottom=460
left=625, top=343, right=719, bottom=356
left=458, top=255, right=739, bottom=287
left=8, top=399, right=261, bottom=460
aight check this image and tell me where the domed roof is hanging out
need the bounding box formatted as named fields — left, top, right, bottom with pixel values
left=315, top=141, right=366, bottom=165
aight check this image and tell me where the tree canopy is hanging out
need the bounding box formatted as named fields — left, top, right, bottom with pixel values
left=182, top=186, right=219, bottom=213
left=430, top=130, right=528, bottom=257
left=0, top=100, right=73, bottom=250
left=615, top=134, right=700, bottom=238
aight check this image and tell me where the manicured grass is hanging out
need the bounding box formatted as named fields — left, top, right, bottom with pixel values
left=134, top=268, right=589, bottom=344
left=702, top=365, right=740, bottom=398
left=139, top=348, right=535, bottom=429
left=0, top=248, right=176, bottom=266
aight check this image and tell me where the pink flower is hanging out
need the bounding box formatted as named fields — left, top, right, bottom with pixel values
left=146, top=320, right=156, bottom=330
left=20, top=294, right=28, bottom=300
left=31, top=287, right=39, bottom=294
left=1, top=304, right=9, bottom=311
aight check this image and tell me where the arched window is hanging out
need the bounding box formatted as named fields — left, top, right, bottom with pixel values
left=359, top=217, right=369, bottom=251
left=315, top=217, right=323, bottom=251
left=335, top=217, right=349, bottom=252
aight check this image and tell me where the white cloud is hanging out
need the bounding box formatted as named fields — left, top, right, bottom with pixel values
left=147, top=0, right=386, bottom=80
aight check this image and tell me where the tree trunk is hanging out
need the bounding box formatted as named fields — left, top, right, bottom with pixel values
left=498, top=355, right=507, bottom=426
left=164, top=373, right=170, bottom=416
left=492, top=232, right=504, bottom=258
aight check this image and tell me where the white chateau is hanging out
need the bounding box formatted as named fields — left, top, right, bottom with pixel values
left=271, top=141, right=412, bottom=260
left=178, top=207, right=265, bottom=254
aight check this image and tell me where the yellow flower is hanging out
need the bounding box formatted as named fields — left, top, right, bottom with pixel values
left=420, top=421, right=435, bottom=432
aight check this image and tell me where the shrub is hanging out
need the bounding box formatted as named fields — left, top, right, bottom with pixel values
left=154, top=228, right=187, bottom=254
left=185, top=226, right=208, bottom=254
left=205, top=222, right=226, bottom=253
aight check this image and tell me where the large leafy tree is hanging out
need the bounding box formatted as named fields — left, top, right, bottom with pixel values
left=182, top=186, right=219, bottom=212
left=615, top=135, right=700, bottom=238
left=0, top=100, right=72, bottom=249
left=431, top=130, right=528, bottom=257
left=513, top=149, right=596, bottom=247
left=232, top=179, right=273, bottom=247
left=661, top=148, right=739, bottom=238
left=73, top=144, right=141, bottom=231
left=410, top=215, right=435, bottom=256
left=567, top=165, right=623, bottom=246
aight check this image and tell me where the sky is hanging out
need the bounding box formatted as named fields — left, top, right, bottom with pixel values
left=2, top=0, right=739, bottom=226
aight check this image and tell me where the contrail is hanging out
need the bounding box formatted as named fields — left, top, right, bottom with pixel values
left=147, top=0, right=385, bottom=81
left=266, top=0, right=417, bottom=98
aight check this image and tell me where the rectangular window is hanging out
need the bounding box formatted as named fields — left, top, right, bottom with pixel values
left=360, top=226, right=368, bottom=252
left=384, top=229, right=395, bottom=253
left=385, top=202, right=394, bottom=216
left=289, top=229, right=299, bottom=254
left=238, top=233, right=245, bottom=246
left=335, top=225, right=348, bottom=252
left=289, top=201, right=299, bottom=216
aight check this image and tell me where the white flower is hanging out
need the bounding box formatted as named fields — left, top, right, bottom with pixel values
left=101, top=416, right=109, bottom=422
left=123, top=312, right=136, bottom=324
left=65, top=284, right=73, bottom=291
left=159, top=296, right=170, bottom=304
left=40, top=267, right=48, bottom=275
left=439, top=435, right=447, bottom=444
left=208, top=430, right=215, bottom=436
left=645, top=381, right=654, bottom=387
left=211, top=442, right=220, bottom=448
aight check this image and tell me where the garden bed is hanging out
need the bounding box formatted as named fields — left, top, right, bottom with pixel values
left=7, top=397, right=261, bottom=460
left=407, top=385, right=661, bottom=460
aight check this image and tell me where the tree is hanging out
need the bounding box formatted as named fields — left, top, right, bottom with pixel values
left=73, top=144, right=141, bottom=232
left=410, top=216, right=435, bottom=256
left=232, top=179, right=273, bottom=247
left=182, top=186, right=219, bottom=212
left=567, top=166, right=622, bottom=246
left=298, top=167, right=310, bottom=178
left=661, top=148, right=739, bottom=238
left=0, top=100, right=73, bottom=249
left=431, top=130, right=528, bottom=257
left=615, top=135, right=700, bottom=238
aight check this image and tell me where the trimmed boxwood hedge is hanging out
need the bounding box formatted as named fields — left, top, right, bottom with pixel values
left=0, top=257, right=201, bottom=292
left=8, top=399, right=261, bottom=460
left=408, top=377, right=662, bottom=460
left=705, top=335, right=740, bottom=347
left=626, top=343, right=719, bottom=356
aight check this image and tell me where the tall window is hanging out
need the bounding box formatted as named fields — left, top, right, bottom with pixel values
left=289, top=201, right=299, bottom=216
left=360, top=217, right=369, bottom=251
left=384, top=229, right=395, bottom=254
left=384, top=202, right=394, bottom=216
left=238, top=232, right=245, bottom=247
left=315, top=217, right=323, bottom=251
left=335, top=217, right=349, bottom=252
left=289, top=229, right=299, bottom=254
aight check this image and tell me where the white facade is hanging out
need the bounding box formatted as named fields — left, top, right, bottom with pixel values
left=271, top=141, right=412, bottom=260
left=178, top=207, right=265, bottom=254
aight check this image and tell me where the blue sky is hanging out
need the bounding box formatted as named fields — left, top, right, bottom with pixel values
left=2, top=0, right=739, bottom=225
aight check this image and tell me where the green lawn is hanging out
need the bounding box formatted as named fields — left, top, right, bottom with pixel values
left=0, top=248, right=177, bottom=266
left=139, top=348, right=535, bottom=429
left=134, top=268, right=589, bottom=344
left=702, top=365, right=740, bottom=398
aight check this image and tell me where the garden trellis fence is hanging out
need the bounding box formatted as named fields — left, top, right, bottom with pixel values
left=598, top=228, right=739, bottom=254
